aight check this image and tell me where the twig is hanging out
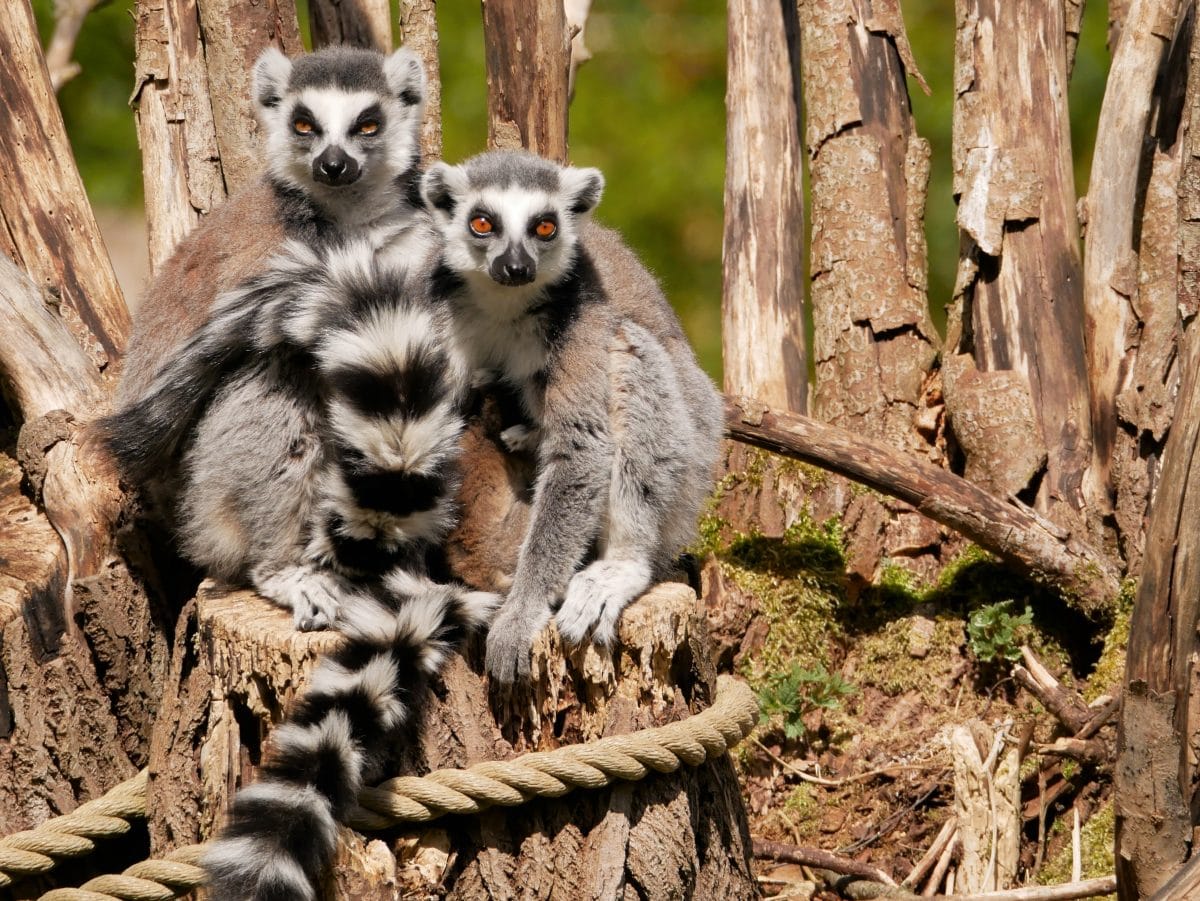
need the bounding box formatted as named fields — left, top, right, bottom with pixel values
left=921, top=874, right=1117, bottom=899
left=904, top=818, right=958, bottom=889
left=1013, top=648, right=1091, bottom=734
left=752, top=736, right=930, bottom=787
left=1071, top=808, right=1081, bottom=884
left=923, top=833, right=959, bottom=896
left=840, top=783, right=943, bottom=855
left=753, top=837, right=898, bottom=886
left=44, top=0, right=100, bottom=91
left=1031, top=738, right=1107, bottom=765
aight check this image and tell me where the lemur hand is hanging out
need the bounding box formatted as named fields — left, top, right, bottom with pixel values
left=485, top=596, right=551, bottom=683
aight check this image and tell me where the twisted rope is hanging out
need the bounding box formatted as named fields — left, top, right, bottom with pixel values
left=10, top=675, right=756, bottom=901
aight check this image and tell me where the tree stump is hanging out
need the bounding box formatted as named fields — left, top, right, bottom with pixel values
left=146, top=581, right=757, bottom=899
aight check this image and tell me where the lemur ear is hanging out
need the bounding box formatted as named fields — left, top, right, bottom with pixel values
left=383, top=48, right=427, bottom=108
left=421, top=163, right=468, bottom=218
left=561, top=167, right=604, bottom=215
left=252, top=47, right=292, bottom=113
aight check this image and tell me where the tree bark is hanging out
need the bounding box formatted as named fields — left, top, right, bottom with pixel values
left=1115, top=9, right=1200, bottom=896
left=723, top=0, right=806, bottom=414
left=1083, top=0, right=1179, bottom=518
left=481, top=0, right=570, bottom=163
left=0, top=0, right=129, bottom=365
left=146, top=582, right=757, bottom=899
left=132, top=0, right=228, bottom=272
left=724, top=397, right=1121, bottom=616
left=309, top=0, right=392, bottom=51
left=947, top=0, right=1094, bottom=540
left=1111, top=6, right=1196, bottom=574
left=399, top=0, right=442, bottom=162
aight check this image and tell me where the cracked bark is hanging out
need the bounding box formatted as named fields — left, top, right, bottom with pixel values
left=400, top=0, right=442, bottom=162
left=946, top=0, right=1096, bottom=549
left=309, top=0, right=391, bottom=51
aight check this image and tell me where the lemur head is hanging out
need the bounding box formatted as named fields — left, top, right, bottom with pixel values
left=253, top=45, right=426, bottom=203
left=421, top=151, right=604, bottom=293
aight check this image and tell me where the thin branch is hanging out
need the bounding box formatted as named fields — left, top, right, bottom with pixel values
left=904, top=818, right=959, bottom=889
left=753, top=837, right=898, bottom=886
left=928, top=875, right=1117, bottom=900
left=44, top=0, right=100, bottom=91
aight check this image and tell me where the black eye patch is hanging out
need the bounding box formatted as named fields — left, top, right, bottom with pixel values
left=350, top=104, right=385, bottom=136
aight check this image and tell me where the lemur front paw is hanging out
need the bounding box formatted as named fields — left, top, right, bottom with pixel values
left=557, top=559, right=652, bottom=647
left=499, top=424, right=541, bottom=454
left=484, top=599, right=550, bottom=684
left=253, top=565, right=346, bottom=632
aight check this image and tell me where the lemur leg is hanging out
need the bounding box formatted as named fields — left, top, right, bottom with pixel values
left=250, top=562, right=349, bottom=632
left=484, top=397, right=612, bottom=683
left=557, top=325, right=693, bottom=647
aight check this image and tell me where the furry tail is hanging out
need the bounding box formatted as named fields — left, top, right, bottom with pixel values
left=202, top=579, right=499, bottom=901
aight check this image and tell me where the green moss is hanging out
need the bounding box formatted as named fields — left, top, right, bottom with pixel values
left=1037, top=803, right=1115, bottom=887
left=1085, top=600, right=1132, bottom=702
left=855, top=617, right=966, bottom=698
left=783, top=783, right=817, bottom=819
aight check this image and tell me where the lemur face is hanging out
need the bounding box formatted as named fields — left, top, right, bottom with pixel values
left=253, top=46, right=426, bottom=195
left=422, top=151, right=604, bottom=296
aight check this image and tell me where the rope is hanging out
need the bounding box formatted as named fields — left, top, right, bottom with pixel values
left=2, top=676, right=756, bottom=901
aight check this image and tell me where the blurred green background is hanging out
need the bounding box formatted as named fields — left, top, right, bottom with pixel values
left=31, top=0, right=1112, bottom=382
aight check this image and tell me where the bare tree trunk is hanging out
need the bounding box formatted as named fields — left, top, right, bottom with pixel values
left=947, top=0, right=1094, bottom=544
left=147, top=584, right=757, bottom=899
left=309, top=0, right=391, bottom=51
left=132, top=0, right=228, bottom=272
left=481, top=0, right=570, bottom=162
left=400, top=0, right=442, bottom=162
left=722, top=0, right=806, bottom=414
left=1083, top=0, right=1179, bottom=522
left=1111, top=7, right=1195, bottom=574
left=1115, top=8, right=1200, bottom=896
left=798, top=0, right=943, bottom=584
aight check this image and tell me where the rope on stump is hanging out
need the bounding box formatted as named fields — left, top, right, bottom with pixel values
left=5, top=675, right=757, bottom=901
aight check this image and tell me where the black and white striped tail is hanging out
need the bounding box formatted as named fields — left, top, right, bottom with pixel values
left=202, top=579, right=499, bottom=900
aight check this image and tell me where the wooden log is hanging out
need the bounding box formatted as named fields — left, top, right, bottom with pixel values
left=146, top=582, right=756, bottom=898
left=131, top=0, right=228, bottom=272
left=724, top=397, right=1121, bottom=615
left=1115, top=14, right=1200, bottom=896
left=948, top=0, right=1094, bottom=539
left=0, top=0, right=129, bottom=364
left=1082, top=0, right=1178, bottom=512
left=481, top=0, right=570, bottom=162
left=400, top=0, right=442, bottom=162
left=722, top=0, right=806, bottom=413
left=309, top=0, right=391, bottom=51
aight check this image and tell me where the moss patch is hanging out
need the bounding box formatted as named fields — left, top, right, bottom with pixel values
left=1038, top=803, right=1115, bottom=886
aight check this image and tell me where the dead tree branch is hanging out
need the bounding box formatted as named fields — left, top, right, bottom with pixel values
left=753, top=837, right=897, bottom=886
left=724, top=397, right=1121, bottom=615
left=44, top=0, right=100, bottom=90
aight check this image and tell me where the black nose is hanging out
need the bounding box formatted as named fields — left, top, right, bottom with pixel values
left=504, top=262, right=531, bottom=282
left=322, top=158, right=345, bottom=178
left=312, top=146, right=361, bottom=186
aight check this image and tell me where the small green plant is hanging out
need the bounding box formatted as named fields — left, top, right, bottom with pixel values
left=756, top=662, right=856, bottom=741
left=967, top=600, right=1033, bottom=664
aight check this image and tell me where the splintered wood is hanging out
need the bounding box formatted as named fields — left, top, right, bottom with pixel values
left=951, top=721, right=1020, bottom=894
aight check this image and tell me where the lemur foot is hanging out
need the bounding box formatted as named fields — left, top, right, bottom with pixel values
left=557, top=559, right=652, bottom=647
left=252, top=564, right=347, bottom=632
left=485, top=598, right=550, bottom=684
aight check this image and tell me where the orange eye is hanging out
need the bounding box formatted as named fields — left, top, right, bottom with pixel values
left=357, top=120, right=379, bottom=135
left=535, top=219, right=557, bottom=239
left=293, top=118, right=314, bottom=135
left=469, top=215, right=494, bottom=236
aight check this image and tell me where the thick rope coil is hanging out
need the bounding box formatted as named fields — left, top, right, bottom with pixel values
left=0, top=769, right=148, bottom=888
left=13, top=675, right=756, bottom=901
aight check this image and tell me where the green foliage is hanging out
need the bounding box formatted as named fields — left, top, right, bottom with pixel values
left=967, top=600, right=1033, bottom=664
left=756, top=662, right=856, bottom=742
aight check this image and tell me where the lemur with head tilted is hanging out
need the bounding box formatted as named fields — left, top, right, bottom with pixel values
left=110, top=43, right=432, bottom=630
left=422, top=150, right=724, bottom=683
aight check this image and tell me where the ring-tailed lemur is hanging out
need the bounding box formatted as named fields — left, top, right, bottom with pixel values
left=117, top=43, right=430, bottom=501
left=421, top=150, right=724, bottom=683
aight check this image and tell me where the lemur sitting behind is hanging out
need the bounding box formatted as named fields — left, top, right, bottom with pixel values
left=117, top=43, right=428, bottom=478
left=422, top=150, right=724, bottom=683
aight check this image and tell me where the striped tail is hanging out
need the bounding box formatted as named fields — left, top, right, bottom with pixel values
left=202, top=580, right=500, bottom=900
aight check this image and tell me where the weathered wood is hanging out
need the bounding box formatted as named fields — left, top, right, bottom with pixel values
left=399, top=0, right=442, bottom=162
left=481, top=0, right=570, bottom=162
left=753, top=839, right=896, bottom=886
left=1111, top=5, right=1195, bottom=573
left=309, top=0, right=391, bottom=51
left=1083, top=0, right=1179, bottom=513
left=951, top=722, right=1020, bottom=892
left=132, top=0, right=227, bottom=272
left=0, top=0, right=129, bottom=365
left=564, top=0, right=592, bottom=98
left=147, top=582, right=756, bottom=899
left=948, top=0, right=1094, bottom=539
left=194, top=0, right=302, bottom=196
left=43, top=0, right=102, bottom=91
left=722, top=0, right=806, bottom=413
left=724, top=397, right=1121, bottom=615
left=1152, top=852, right=1200, bottom=900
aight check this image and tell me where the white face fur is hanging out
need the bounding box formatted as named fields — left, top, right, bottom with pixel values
left=422, top=155, right=605, bottom=310
left=252, top=47, right=425, bottom=213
